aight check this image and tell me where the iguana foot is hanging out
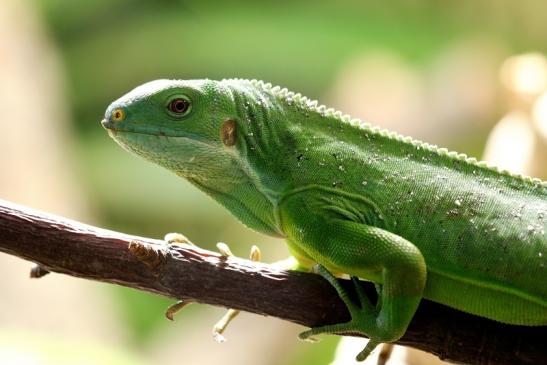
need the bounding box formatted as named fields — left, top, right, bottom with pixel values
left=212, top=243, right=261, bottom=342
left=298, top=264, right=382, bottom=362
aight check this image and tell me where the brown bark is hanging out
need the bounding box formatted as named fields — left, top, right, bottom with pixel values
left=0, top=199, right=544, bottom=364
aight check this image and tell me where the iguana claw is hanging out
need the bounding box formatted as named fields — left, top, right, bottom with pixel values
left=164, top=232, right=193, bottom=245
left=165, top=300, right=191, bottom=321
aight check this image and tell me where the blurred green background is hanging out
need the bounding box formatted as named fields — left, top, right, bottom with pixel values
left=1, top=1, right=546, bottom=364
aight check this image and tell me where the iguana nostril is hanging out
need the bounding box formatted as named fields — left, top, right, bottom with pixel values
left=112, top=108, right=125, bottom=122
left=100, top=118, right=113, bottom=129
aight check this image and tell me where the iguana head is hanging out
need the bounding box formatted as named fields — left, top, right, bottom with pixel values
left=102, top=79, right=282, bottom=236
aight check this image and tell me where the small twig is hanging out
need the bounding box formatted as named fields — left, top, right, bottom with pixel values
left=0, top=199, right=544, bottom=365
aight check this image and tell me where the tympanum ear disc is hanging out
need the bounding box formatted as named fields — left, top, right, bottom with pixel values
left=221, top=119, right=237, bottom=147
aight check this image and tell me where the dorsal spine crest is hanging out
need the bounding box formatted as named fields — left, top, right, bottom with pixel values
left=230, top=78, right=546, bottom=188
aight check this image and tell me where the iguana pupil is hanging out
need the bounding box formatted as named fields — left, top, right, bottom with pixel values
left=169, top=98, right=189, bottom=113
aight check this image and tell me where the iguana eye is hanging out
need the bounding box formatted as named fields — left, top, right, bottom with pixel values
left=168, top=97, right=191, bottom=116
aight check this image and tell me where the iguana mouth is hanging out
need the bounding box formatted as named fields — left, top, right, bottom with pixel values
left=101, top=119, right=174, bottom=138
left=101, top=119, right=217, bottom=152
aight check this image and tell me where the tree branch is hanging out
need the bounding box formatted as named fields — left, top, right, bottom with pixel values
left=0, top=199, right=544, bottom=364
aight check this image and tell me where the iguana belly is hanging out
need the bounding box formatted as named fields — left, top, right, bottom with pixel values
left=424, top=267, right=547, bottom=325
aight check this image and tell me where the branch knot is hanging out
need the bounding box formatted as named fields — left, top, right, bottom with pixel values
left=128, top=240, right=167, bottom=274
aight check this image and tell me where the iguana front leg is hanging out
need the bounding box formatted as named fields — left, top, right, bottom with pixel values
left=161, top=234, right=256, bottom=330
left=281, top=193, right=427, bottom=361
left=211, top=242, right=312, bottom=340
left=163, top=232, right=311, bottom=339
left=211, top=242, right=261, bottom=342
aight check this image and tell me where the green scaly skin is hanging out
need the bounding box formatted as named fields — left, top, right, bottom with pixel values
left=102, top=79, right=547, bottom=361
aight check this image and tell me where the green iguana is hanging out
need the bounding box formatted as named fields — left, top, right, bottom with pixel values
left=102, top=79, right=547, bottom=361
